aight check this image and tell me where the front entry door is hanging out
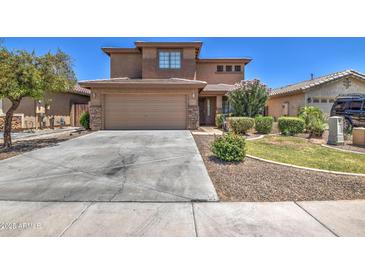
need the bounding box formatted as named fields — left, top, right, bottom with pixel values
left=199, top=97, right=216, bottom=126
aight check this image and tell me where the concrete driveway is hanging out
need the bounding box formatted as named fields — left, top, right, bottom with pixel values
left=0, top=131, right=218, bottom=202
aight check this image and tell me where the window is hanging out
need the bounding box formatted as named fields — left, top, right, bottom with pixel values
left=159, top=52, right=170, bottom=68
left=321, top=98, right=328, bottom=103
left=329, top=98, right=335, bottom=103
left=170, top=52, right=181, bottom=69
left=158, top=51, right=181, bottom=69
left=222, top=97, right=230, bottom=114
left=350, top=101, right=363, bottom=110
left=307, top=97, right=312, bottom=103
left=226, top=65, right=232, bottom=72
left=234, top=65, right=241, bottom=72
left=313, top=97, right=320, bottom=103
left=217, top=65, right=224, bottom=72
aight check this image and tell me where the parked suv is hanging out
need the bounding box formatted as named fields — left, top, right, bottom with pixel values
left=330, top=93, right=365, bottom=131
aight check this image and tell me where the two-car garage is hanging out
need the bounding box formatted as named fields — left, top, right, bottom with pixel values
left=104, top=94, right=187, bottom=130
left=80, top=78, right=207, bottom=130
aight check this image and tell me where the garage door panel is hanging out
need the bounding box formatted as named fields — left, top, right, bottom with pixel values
left=104, top=94, right=187, bottom=129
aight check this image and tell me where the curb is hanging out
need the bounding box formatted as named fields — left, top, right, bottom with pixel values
left=246, top=135, right=264, bottom=141
left=321, top=144, right=365, bottom=155
left=246, top=154, right=365, bottom=177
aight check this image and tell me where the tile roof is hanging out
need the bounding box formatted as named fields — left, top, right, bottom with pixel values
left=69, top=85, right=91, bottom=96
left=203, top=83, right=235, bottom=92
left=270, top=69, right=365, bottom=97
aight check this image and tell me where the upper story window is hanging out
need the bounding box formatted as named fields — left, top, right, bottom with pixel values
left=216, top=64, right=242, bottom=72
left=159, top=51, right=181, bottom=69
left=217, top=65, right=224, bottom=72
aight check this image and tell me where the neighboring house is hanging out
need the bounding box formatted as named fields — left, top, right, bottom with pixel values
left=0, top=85, right=90, bottom=130
left=267, top=69, right=365, bottom=119
left=79, top=41, right=251, bottom=130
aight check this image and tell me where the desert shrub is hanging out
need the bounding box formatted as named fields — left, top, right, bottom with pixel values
left=299, top=106, right=326, bottom=137
left=211, top=133, right=246, bottom=162
left=79, top=111, right=90, bottom=129
left=255, top=116, right=274, bottom=134
left=278, top=117, right=305, bottom=136
left=227, top=117, right=255, bottom=134
left=227, top=79, right=270, bottom=117
left=215, top=113, right=225, bottom=128
left=310, top=118, right=326, bottom=137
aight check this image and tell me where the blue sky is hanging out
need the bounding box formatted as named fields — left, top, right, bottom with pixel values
left=2, top=37, right=365, bottom=88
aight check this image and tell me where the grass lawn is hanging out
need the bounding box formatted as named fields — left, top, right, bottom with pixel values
left=246, top=135, right=365, bottom=174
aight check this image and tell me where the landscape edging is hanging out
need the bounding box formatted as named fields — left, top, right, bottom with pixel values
left=246, top=154, right=365, bottom=177
left=321, top=144, right=365, bottom=155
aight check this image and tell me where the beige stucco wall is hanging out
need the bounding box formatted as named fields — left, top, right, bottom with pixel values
left=267, top=93, right=305, bottom=119
left=196, top=63, right=245, bottom=84
left=141, top=47, right=197, bottom=79
left=110, top=53, right=142, bottom=78
left=3, top=92, right=89, bottom=128
left=107, top=46, right=247, bottom=86
left=304, top=78, right=365, bottom=116
left=267, top=77, right=365, bottom=119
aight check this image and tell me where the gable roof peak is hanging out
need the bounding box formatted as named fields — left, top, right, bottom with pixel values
left=270, top=69, right=365, bottom=97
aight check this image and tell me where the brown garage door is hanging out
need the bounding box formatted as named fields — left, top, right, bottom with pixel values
left=104, top=94, right=187, bottom=129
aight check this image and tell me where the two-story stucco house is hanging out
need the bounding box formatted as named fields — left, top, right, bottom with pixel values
left=80, top=41, right=251, bottom=130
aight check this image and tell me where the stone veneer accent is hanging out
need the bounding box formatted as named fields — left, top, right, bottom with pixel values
left=187, top=105, right=199, bottom=129
left=89, top=105, right=102, bottom=130
left=0, top=115, right=23, bottom=130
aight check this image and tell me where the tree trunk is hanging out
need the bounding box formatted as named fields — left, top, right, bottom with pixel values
left=3, top=99, right=21, bottom=148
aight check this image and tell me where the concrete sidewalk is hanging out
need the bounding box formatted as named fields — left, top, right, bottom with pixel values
left=0, top=200, right=364, bottom=236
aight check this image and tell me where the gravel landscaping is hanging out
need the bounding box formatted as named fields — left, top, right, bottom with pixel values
left=193, top=135, right=365, bottom=202
left=0, top=130, right=90, bottom=161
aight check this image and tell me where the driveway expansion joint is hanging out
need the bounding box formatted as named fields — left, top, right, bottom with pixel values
left=191, top=203, right=198, bottom=237
left=294, top=201, right=339, bottom=237
left=58, top=202, right=94, bottom=237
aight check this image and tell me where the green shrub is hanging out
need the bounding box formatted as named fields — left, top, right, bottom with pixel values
left=299, top=106, right=326, bottom=137
left=278, top=117, right=305, bottom=136
left=227, top=79, right=269, bottom=117
left=79, top=111, right=90, bottom=129
left=215, top=114, right=225, bottom=128
left=211, top=133, right=246, bottom=162
left=310, top=118, right=326, bottom=137
left=255, top=116, right=274, bottom=134
left=227, top=117, right=255, bottom=134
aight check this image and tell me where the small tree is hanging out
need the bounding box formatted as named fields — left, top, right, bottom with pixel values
left=227, top=79, right=270, bottom=117
left=0, top=46, right=76, bottom=148
left=299, top=106, right=326, bottom=137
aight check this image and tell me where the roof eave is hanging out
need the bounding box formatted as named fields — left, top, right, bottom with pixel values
left=79, top=82, right=207, bottom=89
left=101, top=48, right=141, bottom=56
left=197, top=58, right=252, bottom=64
